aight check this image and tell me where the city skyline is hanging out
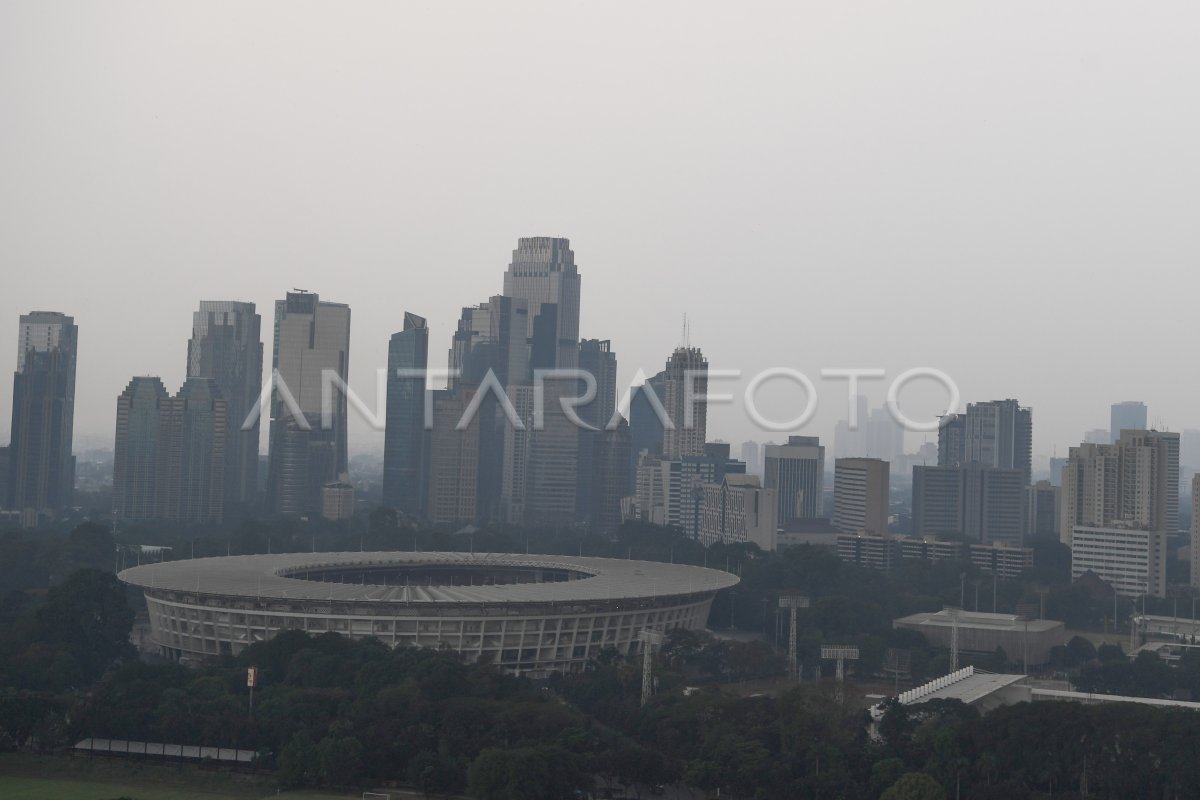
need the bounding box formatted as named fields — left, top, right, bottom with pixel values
left=5, top=4, right=1200, bottom=458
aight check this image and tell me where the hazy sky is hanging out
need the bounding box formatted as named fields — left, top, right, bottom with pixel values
left=2, top=2, right=1197, bottom=463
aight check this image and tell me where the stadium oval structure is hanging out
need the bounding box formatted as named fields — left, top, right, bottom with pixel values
left=119, top=551, right=738, bottom=675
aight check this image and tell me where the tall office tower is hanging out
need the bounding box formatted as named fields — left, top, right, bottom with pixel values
left=937, top=414, right=965, bottom=468
left=448, top=295, right=534, bottom=521
left=833, top=394, right=870, bottom=459
left=448, top=296, right=530, bottom=390
left=963, top=399, right=1033, bottom=484
left=427, top=390, right=479, bottom=525
left=525, top=381, right=580, bottom=526
left=112, top=377, right=227, bottom=524
left=267, top=292, right=351, bottom=515
left=634, top=454, right=718, bottom=537
left=590, top=421, right=631, bottom=534
left=1059, top=430, right=1180, bottom=545
left=7, top=312, right=78, bottom=526
left=662, top=347, right=708, bottom=459
left=866, top=406, right=906, bottom=461
left=912, top=464, right=1024, bottom=545
left=832, top=458, right=890, bottom=536
left=1025, top=480, right=1061, bottom=539
left=576, top=339, right=618, bottom=524
left=186, top=301, right=262, bottom=514
left=740, top=441, right=761, bottom=476
left=113, top=377, right=169, bottom=521
left=1192, top=474, right=1200, bottom=590
left=502, top=237, right=581, bottom=370
left=1084, top=429, right=1109, bottom=445
left=763, top=436, right=825, bottom=523
left=628, top=371, right=667, bottom=493
left=162, top=378, right=227, bottom=524
left=1110, top=401, right=1148, bottom=443
left=382, top=313, right=430, bottom=517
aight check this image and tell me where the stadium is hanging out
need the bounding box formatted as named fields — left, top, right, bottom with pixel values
left=118, top=551, right=738, bottom=674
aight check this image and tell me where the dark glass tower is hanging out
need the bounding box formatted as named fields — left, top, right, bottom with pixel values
left=7, top=311, right=77, bottom=526
left=383, top=312, right=430, bottom=516
left=187, top=301, right=262, bottom=515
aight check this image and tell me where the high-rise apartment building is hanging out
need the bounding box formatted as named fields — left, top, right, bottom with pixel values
left=662, top=347, right=708, bottom=459
left=763, top=436, right=825, bottom=523
left=383, top=312, right=429, bottom=517
left=267, top=292, right=351, bottom=515
left=1110, top=401, right=1147, bottom=444
left=740, top=441, right=761, bottom=476
left=186, top=301, right=262, bottom=514
left=112, top=377, right=227, bottom=524
left=502, top=237, right=580, bottom=370
left=7, top=312, right=77, bottom=526
left=963, top=399, right=1033, bottom=484
left=832, top=458, right=890, bottom=536
left=1060, top=430, right=1180, bottom=545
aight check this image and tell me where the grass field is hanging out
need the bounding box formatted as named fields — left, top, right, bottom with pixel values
left=0, top=755, right=360, bottom=800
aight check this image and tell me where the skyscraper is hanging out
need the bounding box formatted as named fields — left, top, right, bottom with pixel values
left=577, top=339, right=619, bottom=525
left=427, top=389, right=479, bottom=525
left=7, top=311, right=78, bottom=526
left=833, top=458, right=890, bottom=536
left=937, top=414, right=966, bottom=468
left=502, top=237, right=581, bottom=370
left=628, top=371, right=667, bottom=493
left=1110, top=401, right=1148, bottom=443
left=662, top=346, right=708, bottom=459
left=763, top=436, right=825, bottom=523
left=383, top=312, right=430, bottom=517
left=113, top=377, right=169, bottom=522
left=186, top=301, right=262, bottom=514
left=267, top=291, right=351, bottom=515
left=112, top=376, right=226, bottom=524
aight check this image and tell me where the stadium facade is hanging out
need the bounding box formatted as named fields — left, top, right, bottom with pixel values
left=119, top=552, right=737, bottom=675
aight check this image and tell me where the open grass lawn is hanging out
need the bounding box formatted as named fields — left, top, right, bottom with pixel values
left=0, top=755, right=356, bottom=800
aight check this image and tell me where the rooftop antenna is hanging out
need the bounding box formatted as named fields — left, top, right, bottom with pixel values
left=680, top=313, right=691, bottom=348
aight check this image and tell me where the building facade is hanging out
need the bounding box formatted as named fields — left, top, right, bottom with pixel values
left=1071, top=524, right=1167, bottom=598
left=383, top=312, right=430, bottom=517
left=832, top=457, right=890, bottom=535
left=7, top=311, right=77, bottom=526
left=699, top=474, right=777, bottom=550
left=186, top=301, right=262, bottom=515
left=267, top=292, right=351, bottom=515
left=763, top=436, right=825, bottom=523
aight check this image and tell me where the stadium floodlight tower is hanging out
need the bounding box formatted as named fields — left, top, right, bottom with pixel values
left=821, top=645, right=859, bottom=704
left=639, top=629, right=664, bottom=706
left=778, top=595, right=810, bottom=681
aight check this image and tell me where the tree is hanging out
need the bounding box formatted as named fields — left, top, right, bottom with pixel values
left=467, top=746, right=584, bottom=800
left=278, top=729, right=318, bottom=787
left=317, top=734, right=364, bottom=787
left=881, top=772, right=947, bottom=800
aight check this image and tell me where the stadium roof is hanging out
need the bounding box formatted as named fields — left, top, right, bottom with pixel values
left=894, top=609, right=1063, bottom=634
left=119, top=551, right=738, bottom=605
